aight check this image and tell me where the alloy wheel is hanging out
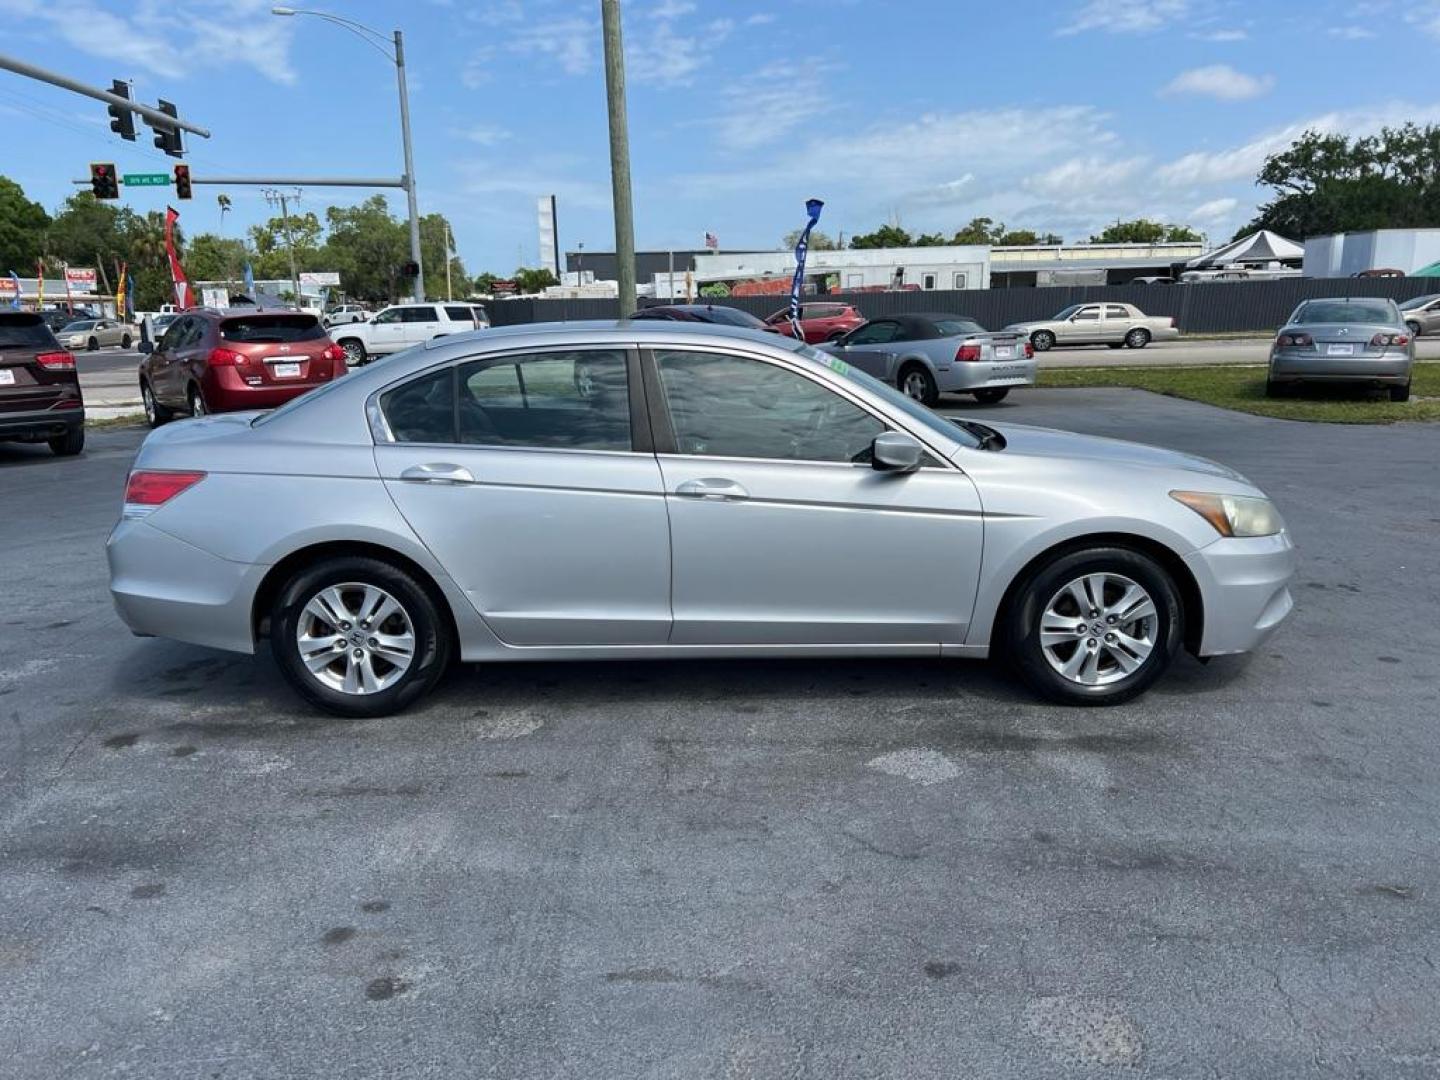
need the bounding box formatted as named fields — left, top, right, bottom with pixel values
left=294, top=582, right=416, bottom=695
left=143, top=384, right=156, bottom=425
left=902, top=370, right=930, bottom=400
left=1038, top=572, right=1157, bottom=686
left=342, top=341, right=364, bottom=365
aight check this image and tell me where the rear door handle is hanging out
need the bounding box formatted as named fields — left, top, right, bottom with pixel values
left=400, top=463, right=476, bottom=485
left=675, top=478, right=749, bottom=501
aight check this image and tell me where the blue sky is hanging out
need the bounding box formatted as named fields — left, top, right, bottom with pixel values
left=2, top=0, right=1439, bottom=274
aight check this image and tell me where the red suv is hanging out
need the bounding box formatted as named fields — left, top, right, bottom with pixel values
left=0, top=312, right=84, bottom=456
left=764, top=302, right=866, bottom=344
left=139, top=308, right=346, bottom=425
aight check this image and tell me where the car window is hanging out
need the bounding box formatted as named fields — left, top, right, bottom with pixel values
left=847, top=321, right=898, bottom=345
left=654, top=349, right=884, bottom=464
left=372, top=308, right=402, bottom=324
left=1295, top=300, right=1397, bottom=324
left=1051, top=304, right=1082, bottom=320
left=0, top=314, right=56, bottom=349
left=703, top=306, right=768, bottom=328
left=458, top=349, right=631, bottom=451
left=934, top=318, right=985, bottom=337
left=443, top=305, right=474, bottom=323
left=401, top=306, right=439, bottom=323
left=1106, top=305, right=1130, bottom=319
left=220, top=314, right=324, bottom=343
left=1073, top=306, right=1101, bottom=321
left=158, top=317, right=189, bottom=351
left=380, top=366, right=455, bottom=443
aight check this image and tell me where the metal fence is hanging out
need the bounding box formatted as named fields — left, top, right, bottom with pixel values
left=486, top=278, right=1436, bottom=334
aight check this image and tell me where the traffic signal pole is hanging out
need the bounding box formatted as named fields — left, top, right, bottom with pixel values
left=0, top=51, right=209, bottom=140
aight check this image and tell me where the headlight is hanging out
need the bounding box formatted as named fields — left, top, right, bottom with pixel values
left=1171, top=490, right=1283, bottom=537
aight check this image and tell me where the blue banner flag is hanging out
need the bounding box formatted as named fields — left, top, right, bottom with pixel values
left=788, top=198, right=824, bottom=338
left=125, top=272, right=136, bottom=320
left=8, top=271, right=20, bottom=309
left=243, top=262, right=255, bottom=297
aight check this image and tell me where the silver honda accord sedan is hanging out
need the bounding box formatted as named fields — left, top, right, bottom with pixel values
left=107, top=321, right=1296, bottom=717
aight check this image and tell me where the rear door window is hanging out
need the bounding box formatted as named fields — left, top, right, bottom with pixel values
left=1106, top=305, right=1130, bottom=319
left=401, top=306, right=440, bottom=323
left=380, top=367, right=455, bottom=443
left=219, top=314, right=324, bottom=343
left=457, top=349, right=631, bottom=451
left=0, top=315, right=56, bottom=350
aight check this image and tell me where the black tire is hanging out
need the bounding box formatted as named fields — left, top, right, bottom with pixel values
left=1390, top=382, right=1411, bottom=403
left=141, top=380, right=174, bottom=427
left=87, top=337, right=99, bottom=352
left=1031, top=330, right=1055, bottom=352
left=1265, top=379, right=1285, bottom=398
left=48, top=425, right=84, bottom=456
left=339, top=338, right=366, bottom=366
left=1406, top=320, right=1421, bottom=338
left=972, top=388, right=1010, bottom=405
left=1003, top=546, right=1182, bottom=706
left=1107, top=342, right=1124, bottom=349
left=121, top=334, right=132, bottom=349
left=188, top=384, right=209, bottom=418
left=270, top=556, right=453, bottom=718
left=1125, top=328, right=1151, bottom=349
left=897, top=363, right=939, bottom=406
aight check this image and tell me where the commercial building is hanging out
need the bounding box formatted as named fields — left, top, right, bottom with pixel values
left=1303, top=229, right=1440, bottom=277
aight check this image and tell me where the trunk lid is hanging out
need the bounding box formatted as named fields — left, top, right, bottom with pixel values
left=217, top=312, right=341, bottom=386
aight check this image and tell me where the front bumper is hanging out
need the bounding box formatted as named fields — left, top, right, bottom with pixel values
left=936, top=359, right=1037, bottom=393
left=107, top=517, right=264, bottom=654
left=1270, top=348, right=1412, bottom=384
left=1183, top=531, right=1297, bottom=656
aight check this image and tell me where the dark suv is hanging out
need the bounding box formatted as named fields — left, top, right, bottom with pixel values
left=138, top=308, right=346, bottom=424
left=0, top=312, right=84, bottom=456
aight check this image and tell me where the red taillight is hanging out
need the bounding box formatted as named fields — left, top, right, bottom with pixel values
left=1277, top=332, right=1313, bottom=347
left=322, top=343, right=345, bottom=363
left=207, top=347, right=245, bottom=366
left=124, top=470, right=206, bottom=510
left=1370, top=332, right=1409, bottom=347
left=36, top=351, right=76, bottom=371
left=955, top=344, right=981, bottom=362
left=1024, top=341, right=1035, bottom=359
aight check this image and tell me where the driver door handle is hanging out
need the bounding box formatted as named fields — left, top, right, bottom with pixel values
left=675, top=478, right=749, bottom=501
left=400, top=463, right=476, bottom=485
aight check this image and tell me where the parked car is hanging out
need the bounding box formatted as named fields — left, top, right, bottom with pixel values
left=58, top=317, right=135, bottom=351
left=822, top=313, right=1034, bottom=405
left=0, top=312, right=84, bottom=456
left=107, top=321, right=1295, bottom=717
left=323, top=303, right=370, bottom=327
left=1005, top=303, right=1180, bottom=351
left=137, top=308, right=347, bottom=424
left=763, top=302, right=866, bottom=343
left=631, top=303, right=776, bottom=331
left=1398, top=293, right=1440, bottom=337
left=1266, top=297, right=1414, bottom=401
left=330, top=302, right=489, bottom=365
left=1131, top=276, right=1175, bottom=285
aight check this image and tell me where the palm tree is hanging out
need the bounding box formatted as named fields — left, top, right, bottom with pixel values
left=127, top=212, right=168, bottom=268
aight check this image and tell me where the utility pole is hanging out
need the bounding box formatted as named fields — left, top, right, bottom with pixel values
left=600, top=0, right=636, bottom=313
left=264, top=188, right=303, bottom=309
left=445, top=221, right=454, bottom=301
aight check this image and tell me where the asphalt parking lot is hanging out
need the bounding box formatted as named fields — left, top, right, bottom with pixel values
left=2, top=389, right=1438, bottom=1078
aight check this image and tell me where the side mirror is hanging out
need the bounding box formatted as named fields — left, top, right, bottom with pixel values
left=138, top=340, right=154, bottom=354
left=871, top=431, right=923, bottom=473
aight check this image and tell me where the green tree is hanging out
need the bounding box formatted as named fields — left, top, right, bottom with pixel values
left=185, top=233, right=249, bottom=284
left=0, top=177, right=50, bottom=273
left=419, top=213, right=466, bottom=299
left=996, top=229, right=1039, bottom=246
left=849, top=224, right=912, bottom=249
left=46, top=193, right=130, bottom=268
left=1088, top=219, right=1200, bottom=244
left=913, top=232, right=949, bottom=246
left=781, top=228, right=837, bottom=251
left=320, top=196, right=408, bottom=300
left=247, top=211, right=322, bottom=280
left=951, top=217, right=999, bottom=245
left=471, top=271, right=499, bottom=295
left=513, top=266, right=559, bottom=293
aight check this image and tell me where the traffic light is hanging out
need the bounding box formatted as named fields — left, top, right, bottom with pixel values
left=90, top=162, right=119, bottom=200
left=107, top=80, right=135, bottom=141
left=174, top=164, right=192, bottom=200
left=401, top=260, right=420, bottom=278
left=148, top=99, right=184, bottom=157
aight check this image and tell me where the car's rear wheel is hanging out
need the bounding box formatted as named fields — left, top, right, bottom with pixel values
left=1031, top=330, right=1055, bottom=352
left=1125, top=328, right=1151, bottom=349
left=1004, top=546, right=1182, bottom=706
left=972, top=388, right=1010, bottom=404
left=1406, top=320, right=1422, bottom=338
left=270, top=557, right=453, bottom=717
left=141, top=380, right=173, bottom=427
left=188, top=384, right=209, bottom=417
left=48, top=426, right=84, bottom=456
left=1390, top=382, right=1411, bottom=403
left=898, top=363, right=939, bottom=406
left=340, top=339, right=366, bottom=366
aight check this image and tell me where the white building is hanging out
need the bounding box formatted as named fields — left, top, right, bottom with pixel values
left=1303, top=229, right=1440, bottom=277
left=687, top=245, right=992, bottom=297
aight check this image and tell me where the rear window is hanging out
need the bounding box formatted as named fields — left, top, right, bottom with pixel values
left=701, top=306, right=767, bottom=328
left=219, top=314, right=325, bottom=343
left=0, top=314, right=57, bottom=349
left=1294, top=300, right=1397, bottom=325
left=444, top=305, right=476, bottom=323
left=934, top=318, right=985, bottom=337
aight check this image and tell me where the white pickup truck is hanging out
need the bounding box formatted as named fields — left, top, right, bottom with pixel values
left=329, top=302, right=490, bottom=365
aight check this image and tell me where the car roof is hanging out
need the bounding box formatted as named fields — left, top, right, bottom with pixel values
left=420, top=318, right=785, bottom=351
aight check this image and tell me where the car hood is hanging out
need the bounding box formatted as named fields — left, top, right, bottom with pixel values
left=975, top=420, right=1250, bottom=483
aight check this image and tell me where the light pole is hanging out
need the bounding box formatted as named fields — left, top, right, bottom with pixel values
left=271, top=7, right=424, bottom=302
left=600, top=0, right=636, bottom=313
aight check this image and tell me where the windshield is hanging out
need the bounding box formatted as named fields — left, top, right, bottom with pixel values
left=1293, top=300, right=1397, bottom=325
left=1050, top=304, right=1082, bottom=320
left=1399, top=294, right=1439, bottom=311
left=62, top=321, right=96, bottom=332
left=789, top=340, right=981, bottom=449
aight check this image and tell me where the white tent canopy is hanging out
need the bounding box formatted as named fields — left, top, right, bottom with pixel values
left=1186, top=230, right=1303, bottom=269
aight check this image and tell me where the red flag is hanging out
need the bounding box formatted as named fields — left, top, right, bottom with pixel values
left=165, top=206, right=194, bottom=308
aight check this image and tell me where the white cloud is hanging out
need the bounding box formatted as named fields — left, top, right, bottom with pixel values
left=1192, top=27, right=1247, bottom=41
left=1405, top=4, right=1440, bottom=37
left=1190, top=196, right=1238, bottom=221
left=1058, top=0, right=1191, bottom=35
left=1329, top=25, right=1378, bottom=39
left=1161, top=65, right=1274, bottom=102
left=710, top=58, right=836, bottom=151
left=1025, top=155, right=1148, bottom=197
left=505, top=15, right=596, bottom=76
left=745, top=12, right=777, bottom=25
left=454, top=124, right=511, bottom=147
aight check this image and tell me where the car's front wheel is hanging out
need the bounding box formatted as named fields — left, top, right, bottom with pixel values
left=1406, top=320, right=1421, bottom=338
left=121, top=334, right=132, bottom=349
left=270, top=557, right=453, bottom=717
left=87, top=337, right=99, bottom=352
left=1004, top=546, right=1182, bottom=706
left=898, top=363, right=939, bottom=405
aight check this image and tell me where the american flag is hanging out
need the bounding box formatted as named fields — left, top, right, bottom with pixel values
left=704, top=231, right=718, bottom=250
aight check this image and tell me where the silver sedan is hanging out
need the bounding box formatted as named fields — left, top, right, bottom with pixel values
left=108, top=321, right=1296, bottom=717
left=1267, top=297, right=1415, bottom=401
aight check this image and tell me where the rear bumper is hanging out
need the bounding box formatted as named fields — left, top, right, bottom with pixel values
left=936, top=359, right=1037, bottom=393
left=203, top=367, right=332, bottom=412
left=107, top=517, right=262, bottom=654
left=1270, top=350, right=1413, bottom=383
left=0, top=406, right=85, bottom=441
left=1184, top=531, right=1297, bottom=656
